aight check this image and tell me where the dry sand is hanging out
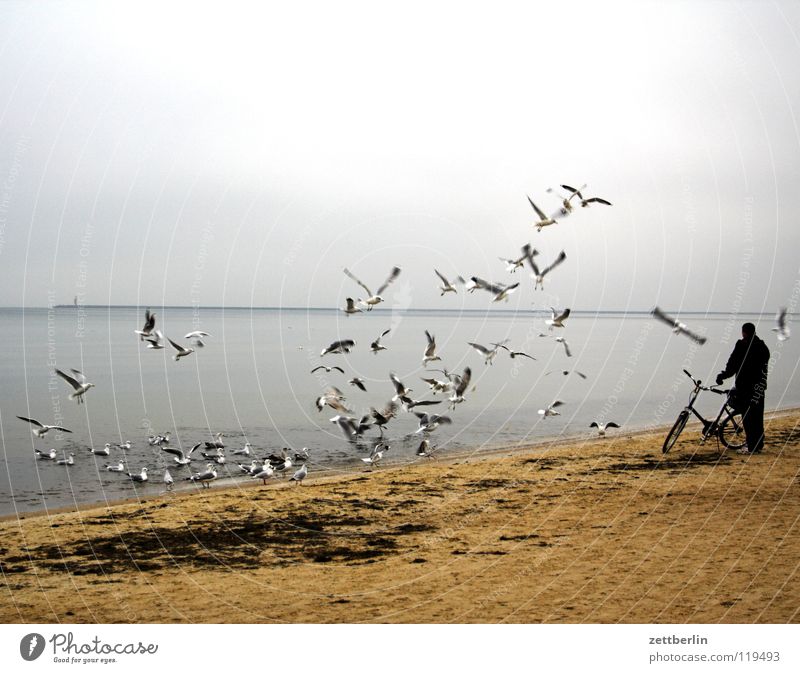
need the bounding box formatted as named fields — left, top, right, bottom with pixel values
left=1, top=411, right=798, bottom=624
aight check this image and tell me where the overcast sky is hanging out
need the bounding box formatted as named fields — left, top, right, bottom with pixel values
left=0, top=0, right=798, bottom=312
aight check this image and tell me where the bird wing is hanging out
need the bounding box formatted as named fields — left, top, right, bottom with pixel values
left=651, top=306, right=679, bottom=328
left=351, top=379, right=366, bottom=391
left=456, top=367, right=472, bottom=395
left=70, top=368, right=88, bottom=384
left=561, top=340, right=572, bottom=357
left=343, top=268, right=372, bottom=295
left=188, top=442, right=203, bottom=456
left=554, top=308, right=571, bottom=323
left=390, top=372, right=405, bottom=394
left=167, top=338, right=189, bottom=353
left=468, top=342, right=490, bottom=356
left=561, top=184, right=584, bottom=200
left=521, top=243, right=541, bottom=276
left=310, top=366, right=324, bottom=373
left=376, top=266, right=402, bottom=295
left=606, top=422, right=620, bottom=428
left=434, top=268, right=451, bottom=286
left=144, top=309, right=155, bottom=331
left=585, top=197, right=612, bottom=206
left=540, top=251, right=567, bottom=277
left=161, top=446, right=185, bottom=459
left=551, top=400, right=564, bottom=408
left=527, top=195, right=547, bottom=220
left=332, top=366, right=345, bottom=373
left=17, top=415, right=44, bottom=428
left=55, top=368, right=82, bottom=391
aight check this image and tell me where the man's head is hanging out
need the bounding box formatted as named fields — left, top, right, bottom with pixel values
left=742, top=322, right=756, bottom=338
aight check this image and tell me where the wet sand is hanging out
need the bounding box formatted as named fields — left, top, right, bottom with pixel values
left=1, top=411, right=798, bottom=623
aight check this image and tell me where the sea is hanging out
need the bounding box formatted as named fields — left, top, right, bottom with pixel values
left=0, top=305, right=797, bottom=516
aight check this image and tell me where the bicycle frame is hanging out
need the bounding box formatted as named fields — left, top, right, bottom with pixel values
left=681, top=382, right=736, bottom=443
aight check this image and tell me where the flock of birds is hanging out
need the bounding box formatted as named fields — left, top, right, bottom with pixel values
left=18, top=184, right=793, bottom=499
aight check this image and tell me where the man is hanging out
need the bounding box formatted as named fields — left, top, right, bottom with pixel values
left=716, top=322, right=770, bottom=454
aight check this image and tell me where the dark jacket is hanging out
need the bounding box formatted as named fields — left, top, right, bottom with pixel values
left=719, top=334, right=770, bottom=403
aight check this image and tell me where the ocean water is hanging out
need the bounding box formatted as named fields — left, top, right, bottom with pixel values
left=0, top=306, right=797, bottom=516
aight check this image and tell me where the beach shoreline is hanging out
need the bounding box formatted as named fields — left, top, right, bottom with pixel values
left=1, top=409, right=798, bottom=623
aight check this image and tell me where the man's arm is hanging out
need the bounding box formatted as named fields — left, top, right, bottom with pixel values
left=717, top=340, right=744, bottom=384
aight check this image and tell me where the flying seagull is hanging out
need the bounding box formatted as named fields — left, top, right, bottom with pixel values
left=448, top=367, right=472, bottom=409
left=527, top=195, right=558, bottom=231
left=499, top=252, right=527, bottom=273
left=422, top=330, right=442, bottom=366
left=315, top=387, right=350, bottom=414
left=134, top=308, right=156, bottom=340
left=546, top=308, right=571, bottom=330
left=561, top=184, right=612, bottom=208
left=168, top=338, right=196, bottom=361
left=341, top=297, right=363, bottom=316
left=311, top=365, right=345, bottom=374
left=161, top=444, right=200, bottom=466
left=17, top=416, right=72, bottom=438
left=343, top=266, right=402, bottom=310
left=555, top=336, right=572, bottom=357
left=772, top=307, right=790, bottom=341
left=370, top=329, right=391, bottom=354
left=651, top=306, right=707, bottom=345
left=142, top=330, right=165, bottom=349
left=538, top=400, right=565, bottom=417
left=546, top=369, right=587, bottom=379
left=414, top=412, right=452, bottom=434
left=590, top=421, right=620, bottom=436
left=522, top=244, right=567, bottom=290
left=320, top=339, right=356, bottom=356
left=55, top=368, right=95, bottom=404
left=434, top=269, right=458, bottom=296
left=184, top=331, right=211, bottom=348
left=468, top=340, right=508, bottom=365
left=349, top=377, right=367, bottom=392
left=470, top=277, right=520, bottom=303
left=496, top=343, right=536, bottom=360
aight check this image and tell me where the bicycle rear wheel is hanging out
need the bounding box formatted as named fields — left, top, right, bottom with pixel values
left=663, top=410, right=690, bottom=454
left=718, top=410, right=746, bottom=449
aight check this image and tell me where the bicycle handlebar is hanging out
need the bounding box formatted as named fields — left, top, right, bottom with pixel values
left=683, top=369, right=731, bottom=394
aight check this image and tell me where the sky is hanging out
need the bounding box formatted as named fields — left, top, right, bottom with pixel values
left=0, top=0, right=798, bottom=312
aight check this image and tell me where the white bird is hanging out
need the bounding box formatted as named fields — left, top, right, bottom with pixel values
left=290, top=463, right=308, bottom=485
left=116, top=440, right=132, bottom=450
left=468, top=340, right=507, bottom=365
left=164, top=469, right=174, bottom=490
left=546, top=369, right=587, bottom=379
left=555, top=336, right=572, bottom=357
left=370, top=329, right=391, bottom=354
left=370, top=402, right=398, bottom=429
left=547, top=183, right=586, bottom=215
left=315, top=387, right=350, bottom=414
left=772, top=307, right=790, bottom=341
left=311, top=365, right=345, bottom=374
left=252, top=462, right=275, bottom=484
left=104, top=461, right=125, bottom=472
left=495, top=343, right=536, bottom=360
left=134, top=308, right=156, bottom=340
left=34, top=447, right=57, bottom=460
left=390, top=372, right=413, bottom=401
left=498, top=252, right=527, bottom=273
left=538, top=400, right=565, bottom=417
left=143, top=330, right=165, bottom=349
left=349, top=377, right=367, bottom=392
left=546, top=307, right=571, bottom=330
left=343, top=266, right=402, bottom=310
left=522, top=245, right=567, bottom=290
left=272, top=454, right=294, bottom=476
left=148, top=432, right=171, bottom=446
left=398, top=394, right=442, bottom=412
left=459, top=276, right=480, bottom=293
left=434, top=269, right=458, bottom=296
left=17, top=416, right=72, bottom=438
left=448, top=367, right=472, bottom=409
left=127, top=466, right=148, bottom=482
left=55, top=368, right=95, bottom=404
left=527, top=195, right=558, bottom=231
left=420, top=374, right=454, bottom=395
left=422, top=330, right=442, bottom=366
left=320, top=339, right=355, bottom=356
left=89, top=444, right=111, bottom=457
left=361, top=440, right=389, bottom=467
left=330, top=415, right=360, bottom=441
left=590, top=421, right=621, bottom=436
left=184, top=330, right=211, bottom=348
left=231, top=442, right=253, bottom=456
left=416, top=439, right=439, bottom=459
left=414, top=412, right=452, bottom=434
left=651, top=307, right=707, bottom=345
left=561, top=184, right=612, bottom=208
left=187, top=464, right=217, bottom=488
left=470, top=277, right=520, bottom=303
left=168, top=337, right=196, bottom=361
left=201, top=447, right=227, bottom=464
left=204, top=433, right=225, bottom=449
left=56, top=452, right=75, bottom=466
left=293, top=447, right=310, bottom=462
left=341, top=297, right=363, bottom=316
left=160, top=444, right=199, bottom=466
left=237, top=459, right=261, bottom=475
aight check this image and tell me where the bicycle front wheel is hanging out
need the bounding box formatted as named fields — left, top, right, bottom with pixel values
left=663, top=410, right=690, bottom=454
left=718, top=410, right=746, bottom=449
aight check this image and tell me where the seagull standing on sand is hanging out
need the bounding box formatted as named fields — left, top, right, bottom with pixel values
left=187, top=464, right=217, bottom=488
left=434, top=269, right=458, bottom=296
left=343, top=266, right=402, bottom=310
left=17, top=416, right=72, bottom=438
left=290, top=463, right=308, bottom=485
left=168, top=338, right=196, bottom=361
left=651, top=307, right=707, bottom=345
left=527, top=195, right=558, bottom=231
left=538, top=400, right=565, bottom=417
left=370, top=329, right=391, bottom=354
left=590, top=421, right=620, bottom=436
left=252, top=462, right=275, bottom=484
left=422, top=330, right=442, bottom=366
left=164, top=469, right=174, bottom=491
left=416, top=439, right=439, bottom=459
left=546, top=308, right=571, bottom=330
left=772, top=308, right=790, bottom=341
left=55, top=368, right=95, bottom=404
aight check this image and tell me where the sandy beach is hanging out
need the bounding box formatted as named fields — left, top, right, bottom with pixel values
left=1, top=410, right=798, bottom=624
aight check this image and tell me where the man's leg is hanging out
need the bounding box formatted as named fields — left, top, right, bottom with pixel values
left=741, top=398, right=765, bottom=453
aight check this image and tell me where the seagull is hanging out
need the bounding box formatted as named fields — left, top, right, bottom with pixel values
left=134, top=308, right=156, bottom=340
left=348, top=377, right=367, bottom=392
left=561, top=184, right=612, bottom=208
left=546, top=307, right=571, bottom=330
left=398, top=395, right=442, bottom=412
left=127, top=466, right=148, bottom=482
left=320, top=339, right=356, bottom=356
left=414, top=412, right=452, bottom=434
left=271, top=454, right=294, bottom=477
left=498, top=252, right=527, bottom=273
left=330, top=415, right=360, bottom=441
left=415, top=439, right=439, bottom=459
left=168, top=337, right=196, bottom=361
left=164, top=469, right=174, bottom=491
left=143, top=330, right=165, bottom=349
left=341, top=297, right=363, bottom=316
left=420, top=374, right=454, bottom=395
left=148, top=432, right=171, bottom=446
left=389, top=372, right=413, bottom=401
left=448, top=366, right=472, bottom=409
left=237, top=459, right=262, bottom=476
left=231, top=442, right=253, bottom=456
left=468, top=341, right=507, bottom=365
left=538, top=400, right=565, bottom=417
left=343, top=266, right=402, bottom=310
left=772, top=307, right=790, bottom=341
left=555, top=336, right=572, bottom=357
left=370, top=329, right=391, bottom=354
left=202, top=447, right=227, bottom=464
left=89, top=444, right=112, bottom=457
left=184, top=330, right=211, bottom=347
left=527, top=195, right=558, bottom=231
left=187, top=464, right=217, bottom=488
left=470, top=277, right=520, bottom=303
left=34, top=447, right=57, bottom=460
left=104, top=461, right=125, bottom=472
left=204, top=433, right=225, bottom=449
left=361, top=440, right=388, bottom=467
left=546, top=369, right=587, bottom=379
left=311, top=365, right=345, bottom=374
left=55, top=452, right=75, bottom=466
left=161, top=444, right=200, bottom=466
left=422, top=330, right=442, bottom=366
left=116, top=441, right=132, bottom=450
left=370, top=401, right=398, bottom=429
left=17, top=416, right=72, bottom=438
left=495, top=344, right=536, bottom=360
left=290, top=463, right=308, bottom=485
left=434, top=269, right=458, bottom=296
left=590, top=421, right=621, bottom=436
left=459, top=276, right=480, bottom=293
left=315, top=387, right=350, bottom=414
left=651, top=307, right=707, bottom=345
left=548, top=183, right=586, bottom=215
left=522, top=244, right=567, bottom=290
left=293, top=447, right=310, bottom=462
left=252, top=462, right=275, bottom=484
left=55, top=368, right=95, bottom=404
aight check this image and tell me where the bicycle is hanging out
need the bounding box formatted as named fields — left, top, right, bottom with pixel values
left=662, top=369, right=746, bottom=453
